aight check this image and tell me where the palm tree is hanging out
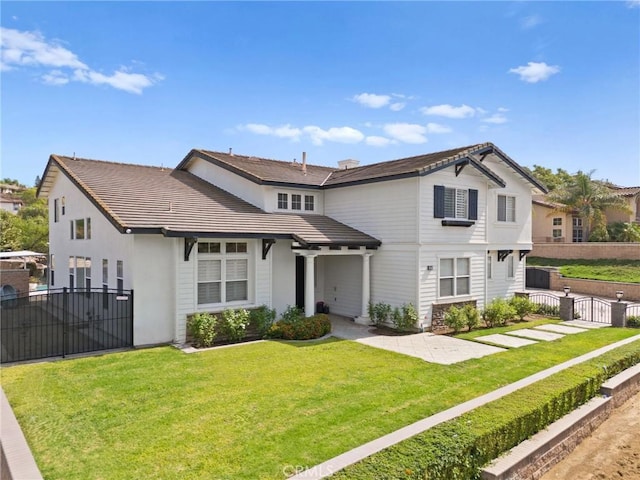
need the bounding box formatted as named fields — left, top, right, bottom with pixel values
left=549, top=170, right=631, bottom=241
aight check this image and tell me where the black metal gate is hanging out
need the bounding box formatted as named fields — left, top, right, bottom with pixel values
left=574, top=296, right=611, bottom=324
left=526, top=267, right=551, bottom=289
left=1, top=288, right=133, bottom=363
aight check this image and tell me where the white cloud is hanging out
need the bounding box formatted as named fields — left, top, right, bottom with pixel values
left=497, top=107, right=509, bottom=112
left=241, top=123, right=302, bottom=140
left=521, top=15, right=543, bottom=29
left=365, top=136, right=393, bottom=147
left=627, top=0, right=640, bottom=7
left=421, top=104, right=476, bottom=119
left=41, top=69, right=69, bottom=85
left=425, top=122, right=452, bottom=134
left=0, top=27, right=161, bottom=94
left=352, top=93, right=391, bottom=109
left=482, top=114, right=508, bottom=124
left=383, top=123, right=428, bottom=144
left=303, top=126, right=365, bottom=145
left=509, top=61, right=560, bottom=83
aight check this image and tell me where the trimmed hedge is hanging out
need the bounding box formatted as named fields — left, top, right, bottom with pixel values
left=268, top=313, right=331, bottom=340
left=331, top=340, right=640, bottom=480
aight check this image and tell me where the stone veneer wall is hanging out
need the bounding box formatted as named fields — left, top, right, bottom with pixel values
left=431, top=300, right=477, bottom=332
left=0, top=270, right=29, bottom=297
left=531, top=242, right=640, bottom=260
left=549, top=271, right=640, bottom=302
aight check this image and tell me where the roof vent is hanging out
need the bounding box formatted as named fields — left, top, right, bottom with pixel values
left=338, top=159, right=359, bottom=170
left=302, top=151, right=307, bottom=175
left=229, top=147, right=233, bottom=156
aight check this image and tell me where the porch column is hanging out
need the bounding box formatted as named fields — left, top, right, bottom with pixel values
left=361, top=253, right=372, bottom=317
left=304, top=254, right=317, bottom=317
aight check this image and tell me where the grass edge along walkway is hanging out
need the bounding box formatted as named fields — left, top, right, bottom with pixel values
left=291, top=333, right=640, bottom=480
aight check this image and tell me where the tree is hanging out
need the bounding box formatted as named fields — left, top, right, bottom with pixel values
left=0, top=187, right=49, bottom=253
left=549, top=170, right=631, bottom=240
left=528, top=165, right=573, bottom=192
left=608, top=222, right=640, bottom=242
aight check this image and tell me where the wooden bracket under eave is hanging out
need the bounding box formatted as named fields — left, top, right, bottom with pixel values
left=184, top=237, right=197, bottom=261
left=262, top=239, right=276, bottom=260
left=519, top=250, right=531, bottom=261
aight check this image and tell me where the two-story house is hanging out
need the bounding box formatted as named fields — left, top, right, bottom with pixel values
left=37, top=142, right=546, bottom=346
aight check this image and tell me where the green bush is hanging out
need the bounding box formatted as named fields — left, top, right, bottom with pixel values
left=370, top=302, right=392, bottom=327
left=280, top=305, right=304, bottom=323
left=535, top=303, right=560, bottom=317
left=250, top=305, right=277, bottom=337
left=221, top=308, right=250, bottom=343
left=608, top=222, right=640, bottom=242
left=332, top=342, right=640, bottom=480
left=483, top=299, right=517, bottom=327
left=268, top=314, right=331, bottom=340
left=443, top=306, right=466, bottom=333
left=627, top=316, right=640, bottom=328
left=187, top=312, right=217, bottom=348
left=463, top=304, right=480, bottom=332
left=509, top=296, right=536, bottom=321
left=393, top=303, right=418, bottom=331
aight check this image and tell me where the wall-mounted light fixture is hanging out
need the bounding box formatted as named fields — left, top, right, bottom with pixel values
left=427, top=265, right=434, bottom=271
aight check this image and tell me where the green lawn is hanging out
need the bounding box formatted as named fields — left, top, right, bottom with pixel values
left=527, top=257, right=640, bottom=283
left=2, top=328, right=639, bottom=480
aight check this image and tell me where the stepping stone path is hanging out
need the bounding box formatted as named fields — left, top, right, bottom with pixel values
left=506, top=329, right=565, bottom=342
left=561, top=320, right=610, bottom=329
left=474, top=334, right=538, bottom=348
left=533, top=324, right=588, bottom=335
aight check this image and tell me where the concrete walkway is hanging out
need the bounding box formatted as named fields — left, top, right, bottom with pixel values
left=290, top=333, right=640, bottom=480
left=329, top=316, right=505, bottom=365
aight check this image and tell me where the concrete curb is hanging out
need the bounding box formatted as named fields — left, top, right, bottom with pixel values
left=291, top=333, right=640, bottom=480
left=0, top=388, right=43, bottom=480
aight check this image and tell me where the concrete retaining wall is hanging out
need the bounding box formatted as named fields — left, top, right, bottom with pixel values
left=549, top=270, right=640, bottom=302
left=0, top=270, right=29, bottom=297
left=531, top=242, right=640, bottom=260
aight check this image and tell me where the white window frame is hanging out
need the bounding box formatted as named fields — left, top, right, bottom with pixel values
left=552, top=217, right=562, bottom=226
left=50, top=254, right=55, bottom=286
left=444, top=187, right=468, bottom=219
left=54, top=198, right=59, bottom=223
left=552, top=228, right=562, bottom=238
left=438, top=257, right=471, bottom=298
left=197, top=241, right=250, bottom=306
left=291, top=194, right=302, bottom=211
left=69, top=256, right=75, bottom=290
left=277, top=193, right=288, bottom=210
left=304, top=195, right=315, bottom=211
left=497, top=194, right=516, bottom=222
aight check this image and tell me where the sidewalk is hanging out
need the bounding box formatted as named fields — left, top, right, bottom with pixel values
left=291, top=333, right=640, bottom=480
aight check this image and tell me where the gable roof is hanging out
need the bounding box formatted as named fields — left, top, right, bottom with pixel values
left=38, top=155, right=381, bottom=248
left=179, top=142, right=547, bottom=193
left=611, top=186, right=640, bottom=197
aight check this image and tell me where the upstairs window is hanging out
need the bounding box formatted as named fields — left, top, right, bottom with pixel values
left=277, top=193, right=288, bottom=209
left=305, top=195, right=315, bottom=211
left=434, top=186, right=478, bottom=221
left=291, top=194, right=302, bottom=210
left=553, top=217, right=562, bottom=226
left=75, top=219, right=85, bottom=240
left=497, top=195, right=516, bottom=222
left=54, top=198, right=60, bottom=223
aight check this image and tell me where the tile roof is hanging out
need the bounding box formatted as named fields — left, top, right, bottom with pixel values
left=185, top=142, right=546, bottom=192
left=44, top=155, right=380, bottom=248
left=611, top=186, right=640, bottom=197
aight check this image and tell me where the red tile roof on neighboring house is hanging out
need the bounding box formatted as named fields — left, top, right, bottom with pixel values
left=611, top=186, right=640, bottom=197
left=39, top=155, right=381, bottom=248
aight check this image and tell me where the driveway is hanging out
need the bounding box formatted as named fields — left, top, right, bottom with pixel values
left=329, top=315, right=504, bottom=365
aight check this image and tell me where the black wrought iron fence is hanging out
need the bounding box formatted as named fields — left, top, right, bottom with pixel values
left=528, top=292, right=561, bottom=317
left=574, top=297, right=611, bottom=324
left=1, top=287, right=133, bottom=363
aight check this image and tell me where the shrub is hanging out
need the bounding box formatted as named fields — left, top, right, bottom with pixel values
left=463, top=304, right=480, bottom=332
left=443, top=306, right=466, bottom=333
left=250, top=305, right=277, bottom=337
left=221, top=308, right=250, bottom=343
left=627, top=316, right=640, bottom=328
left=187, top=312, right=217, bottom=348
left=393, top=303, right=418, bottom=331
left=280, top=305, right=304, bottom=324
left=370, top=302, right=392, bottom=327
left=535, top=303, right=560, bottom=317
left=509, top=296, right=536, bottom=322
left=483, top=299, right=516, bottom=327
left=268, top=314, right=331, bottom=340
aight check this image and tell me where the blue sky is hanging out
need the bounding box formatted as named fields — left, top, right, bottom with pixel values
left=2, top=1, right=639, bottom=188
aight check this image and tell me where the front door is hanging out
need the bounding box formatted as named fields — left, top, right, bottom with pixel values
left=295, top=255, right=305, bottom=311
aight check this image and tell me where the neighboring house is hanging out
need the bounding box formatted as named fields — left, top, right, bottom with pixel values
left=0, top=193, right=23, bottom=214
left=532, top=196, right=580, bottom=243
left=606, top=186, right=640, bottom=224
left=0, top=183, right=22, bottom=195
left=37, top=142, right=546, bottom=346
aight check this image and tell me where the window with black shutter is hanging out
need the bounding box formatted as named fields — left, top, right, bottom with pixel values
left=434, top=185, right=477, bottom=226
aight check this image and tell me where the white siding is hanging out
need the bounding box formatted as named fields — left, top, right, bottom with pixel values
left=323, top=256, right=362, bottom=317
left=419, top=170, right=487, bottom=245
left=370, top=246, right=418, bottom=311
left=486, top=252, right=525, bottom=303
left=271, top=240, right=296, bottom=316
left=324, top=177, right=418, bottom=243
left=132, top=236, right=176, bottom=345
left=188, top=156, right=269, bottom=209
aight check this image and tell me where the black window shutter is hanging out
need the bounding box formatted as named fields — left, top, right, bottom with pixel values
left=434, top=185, right=445, bottom=218
left=468, top=189, right=478, bottom=220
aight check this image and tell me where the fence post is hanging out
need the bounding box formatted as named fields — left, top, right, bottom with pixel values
left=560, top=295, right=574, bottom=322
left=62, top=287, right=68, bottom=358
left=611, top=301, right=627, bottom=327
left=129, top=289, right=134, bottom=346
